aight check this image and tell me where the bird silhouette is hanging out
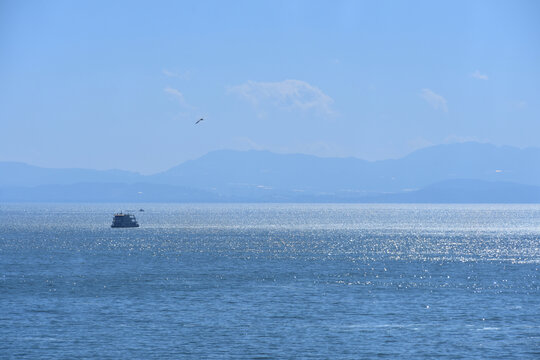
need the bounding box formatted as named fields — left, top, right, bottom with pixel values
left=195, top=118, right=204, bottom=124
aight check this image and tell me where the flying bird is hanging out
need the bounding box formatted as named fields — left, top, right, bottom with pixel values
left=195, top=118, right=204, bottom=124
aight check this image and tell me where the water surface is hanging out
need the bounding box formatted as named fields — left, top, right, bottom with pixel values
left=1, top=204, right=539, bottom=358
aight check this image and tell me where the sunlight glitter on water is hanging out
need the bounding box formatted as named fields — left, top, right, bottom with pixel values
left=0, top=204, right=539, bottom=359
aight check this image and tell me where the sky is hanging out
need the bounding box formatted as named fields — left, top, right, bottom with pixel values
left=1, top=0, right=539, bottom=174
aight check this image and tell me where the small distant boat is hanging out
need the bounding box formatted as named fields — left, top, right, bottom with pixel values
left=111, top=212, right=139, bottom=228
left=139, top=208, right=144, bottom=212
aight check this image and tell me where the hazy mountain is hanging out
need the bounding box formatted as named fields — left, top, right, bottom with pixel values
left=150, top=150, right=372, bottom=193
left=0, top=183, right=219, bottom=203
left=1, top=142, right=539, bottom=202
left=382, top=142, right=540, bottom=190
left=0, top=162, right=143, bottom=187
left=368, top=179, right=540, bottom=203
left=151, top=142, right=540, bottom=193
left=1, top=179, right=539, bottom=203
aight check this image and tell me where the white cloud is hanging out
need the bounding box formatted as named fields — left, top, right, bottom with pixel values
left=228, top=79, right=335, bottom=116
left=420, top=88, right=448, bottom=112
left=470, top=70, right=489, bottom=80
left=164, top=87, right=189, bottom=107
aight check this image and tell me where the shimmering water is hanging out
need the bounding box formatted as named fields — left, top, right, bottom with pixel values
left=1, top=204, right=539, bottom=359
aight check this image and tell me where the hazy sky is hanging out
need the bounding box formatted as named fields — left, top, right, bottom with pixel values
left=1, top=0, right=539, bottom=173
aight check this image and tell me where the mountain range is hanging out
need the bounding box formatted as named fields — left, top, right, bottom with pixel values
left=1, top=142, right=539, bottom=203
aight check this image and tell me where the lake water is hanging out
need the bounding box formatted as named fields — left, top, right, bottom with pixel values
left=1, top=204, right=539, bottom=358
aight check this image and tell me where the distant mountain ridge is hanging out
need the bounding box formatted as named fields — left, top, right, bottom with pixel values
left=369, top=179, right=540, bottom=203
left=149, top=142, right=540, bottom=192
left=0, top=161, right=143, bottom=187
left=1, top=142, right=539, bottom=202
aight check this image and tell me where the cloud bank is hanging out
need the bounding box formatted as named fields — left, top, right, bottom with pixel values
left=228, top=79, right=334, bottom=116
left=420, top=88, right=448, bottom=112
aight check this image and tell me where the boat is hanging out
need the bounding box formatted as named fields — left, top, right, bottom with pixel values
left=111, top=212, right=139, bottom=228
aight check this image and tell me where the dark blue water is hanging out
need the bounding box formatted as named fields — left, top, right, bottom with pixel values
left=1, top=204, right=539, bottom=359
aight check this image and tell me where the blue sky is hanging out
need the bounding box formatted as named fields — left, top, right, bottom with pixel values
left=1, top=0, right=538, bottom=173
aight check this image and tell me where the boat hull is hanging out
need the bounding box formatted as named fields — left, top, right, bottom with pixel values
left=111, top=213, right=140, bottom=228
